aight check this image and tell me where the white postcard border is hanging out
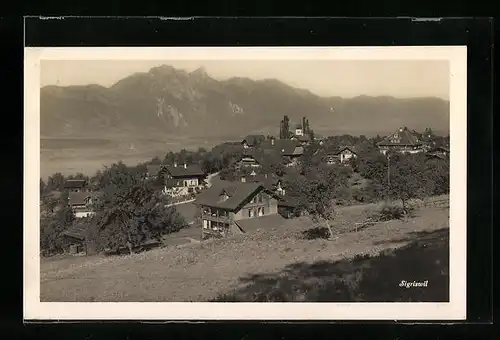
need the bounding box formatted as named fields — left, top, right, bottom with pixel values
left=24, top=46, right=467, bottom=320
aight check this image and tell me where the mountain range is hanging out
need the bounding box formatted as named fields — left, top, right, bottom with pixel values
left=40, top=65, right=450, bottom=140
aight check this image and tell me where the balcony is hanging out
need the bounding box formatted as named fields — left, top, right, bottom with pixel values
left=202, top=213, right=231, bottom=223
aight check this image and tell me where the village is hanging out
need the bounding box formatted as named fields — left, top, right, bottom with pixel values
left=40, top=115, right=450, bottom=257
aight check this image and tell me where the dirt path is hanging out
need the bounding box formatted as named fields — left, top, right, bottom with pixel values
left=40, top=201, right=449, bottom=302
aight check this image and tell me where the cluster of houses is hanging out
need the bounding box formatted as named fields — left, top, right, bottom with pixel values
left=53, top=122, right=449, bottom=252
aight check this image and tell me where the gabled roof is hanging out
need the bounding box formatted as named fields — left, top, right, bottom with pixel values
left=273, top=139, right=303, bottom=156
left=336, top=146, right=357, bottom=155
left=242, top=135, right=266, bottom=147
left=429, top=146, right=450, bottom=153
left=163, top=164, right=205, bottom=178
left=63, top=179, right=87, bottom=189
left=243, top=173, right=281, bottom=191
left=146, top=164, right=163, bottom=176
left=68, top=192, right=93, bottom=206
left=61, top=223, right=89, bottom=240
left=377, top=127, right=421, bottom=147
left=195, top=180, right=263, bottom=211
left=425, top=153, right=448, bottom=161
left=42, top=190, right=62, bottom=200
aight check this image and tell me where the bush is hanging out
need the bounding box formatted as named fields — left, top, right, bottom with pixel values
left=376, top=203, right=414, bottom=221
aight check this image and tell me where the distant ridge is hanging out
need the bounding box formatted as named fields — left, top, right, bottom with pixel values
left=41, top=64, right=450, bottom=138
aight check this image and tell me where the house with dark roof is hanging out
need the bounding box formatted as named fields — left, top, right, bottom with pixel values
left=68, top=191, right=100, bottom=218
left=241, top=135, right=266, bottom=149
left=324, top=146, right=358, bottom=165
left=194, top=180, right=285, bottom=239
left=377, top=127, right=425, bottom=155
left=61, top=222, right=97, bottom=255
left=425, top=146, right=449, bottom=163
left=160, top=163, right=207, bottom=197
left=240, top=172, right=285, bottom=196
left=427, top=146, right=450, bottom=157
left=290, top=133, right=312, bottom=146
left=270, top=139, right=304, bottom=167
left=235, top=152, right=263, bottom=169
left=63, top=179, right=87, bottom=193
left=277, top=195, right=303, bottom=219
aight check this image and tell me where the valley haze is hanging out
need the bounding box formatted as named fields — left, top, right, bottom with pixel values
left=40, top=62, right=450, bottom=179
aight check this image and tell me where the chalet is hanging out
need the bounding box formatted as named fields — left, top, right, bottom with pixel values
left=277, top=195, right=303, bottom=219
left=425, top=147, right=449, bottom=163
left=324, top=153, right=339, bottom=165
left=63, top=179, right=87, bottom=193
left=235, top=153, right=262, bottom=169
left=270, top=139, right=304, bottom=167
left=68, top=191, right=99, bottom=218
left=145, top=164, right=163, bottom=179
left=160, top=163, right=207, bottom=197
left=337, top=146, right=357, bottom=164
left=194, top=180, right=285, bottom=239
left=427, top=146, right=450, bottom=158
left=61, top=223, right=96, bottom=255
left=377, top=127, right=425, bottom=155
left=241, top=135, right=266, bottom=149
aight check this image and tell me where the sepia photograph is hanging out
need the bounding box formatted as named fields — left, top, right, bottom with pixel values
left=24, top=46, right=467, bottom=320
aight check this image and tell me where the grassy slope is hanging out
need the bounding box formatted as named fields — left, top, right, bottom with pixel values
left=40, top=196, right=449, bottom=302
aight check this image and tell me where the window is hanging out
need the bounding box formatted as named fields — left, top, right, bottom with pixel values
left=248, top=209, right=252, bottom=218
left=258, top=194, right=263, bottom=203
left=261, top=207, right=265, bottom=215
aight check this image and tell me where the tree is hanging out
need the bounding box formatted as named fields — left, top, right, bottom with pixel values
left=47, top=172, right=65, bottom=191
left=270, top=162, right=286, bottom=177
left=387, top=154, right=426, bottom=214
left=280, top=115, right=290, bottom=139
left=40, top=196, right=59, bottom=216
left=93, top=183, right=187, bottom=254
left=423, top=158, right=449, bottom=195
left=304, top=179, right=336, bottom=240
left=97, top=161, right=141, bottom=192
left=40, top=205, right=75, bottom=256
left=150, top=156, right=162, bottom=165
left=66, top=172, right=89, bottom=181
left=40, top=178, right=46, bottom=196
left=356, top=153, right=387, bottom=184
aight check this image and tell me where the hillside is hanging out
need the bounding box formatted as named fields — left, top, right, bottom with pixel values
left=41, top=65, right=450, bottom=139
left=40, top=197, right=450, bottom=302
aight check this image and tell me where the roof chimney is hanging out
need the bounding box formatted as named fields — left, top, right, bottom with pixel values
left=271, top=139, right=274, bottom=145
left=184, top=163, right=187, bottom=169
left=173, top=162, right=177, bottom=167
left=399, top=127, right=404, bottom=132
left=241, top=177, right=246, bottom=182
left=264, top=174, right=268, bottom=179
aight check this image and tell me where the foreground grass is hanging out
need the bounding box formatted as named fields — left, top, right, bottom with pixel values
left=214, top=228, right=449, bottom=302
left=40, top=197, right=449, bottom=302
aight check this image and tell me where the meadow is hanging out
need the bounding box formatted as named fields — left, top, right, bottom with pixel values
left=40, top=195, right=449, bottom=302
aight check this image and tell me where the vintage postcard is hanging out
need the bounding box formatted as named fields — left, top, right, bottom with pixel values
left=24, top=46, right=467, bottom=320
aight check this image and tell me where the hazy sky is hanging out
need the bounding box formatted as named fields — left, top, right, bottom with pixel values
left=40, top=60, right=449, bottom=100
